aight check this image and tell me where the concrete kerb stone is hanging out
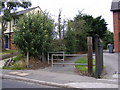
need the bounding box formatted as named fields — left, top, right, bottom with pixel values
left=0, top=74, right=76, bottom=88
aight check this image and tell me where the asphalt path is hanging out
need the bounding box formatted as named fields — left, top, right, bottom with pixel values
left=44, top=55, right=86, bottom=75
left=103, top=53, right=118, bottom=79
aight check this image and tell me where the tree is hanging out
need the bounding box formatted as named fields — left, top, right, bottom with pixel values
left=58, top=9, right=62, bottom=39
left=65, top=21, right=76, bottom=53
left=14, top=12, right=54, bottom=67
left=65, top=18, right=88, bottom=53
left=0, top=1, right=31, bottom=50
left=75, top=14, right=108, bottom=39
left=74, top=14, right=108, bottom=51
left=103, top=30, right=114, bottom=49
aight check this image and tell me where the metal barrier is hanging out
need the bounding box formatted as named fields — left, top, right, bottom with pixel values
left=48, top=52, right=87, bottom=67
left=47, top=52, right=64, bottom=66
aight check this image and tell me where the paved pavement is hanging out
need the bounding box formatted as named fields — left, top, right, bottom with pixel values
left=44, top=55, right=86, bottom=75
left=1, top=53, right=119, bottom=89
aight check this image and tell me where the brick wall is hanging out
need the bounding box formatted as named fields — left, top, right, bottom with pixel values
left=113, top=11, right=120, bottom=53
left=9, top=33, right=17, bottom=50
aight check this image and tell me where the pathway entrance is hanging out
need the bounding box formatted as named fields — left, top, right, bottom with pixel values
left=44, top=54, right=86, bottom=75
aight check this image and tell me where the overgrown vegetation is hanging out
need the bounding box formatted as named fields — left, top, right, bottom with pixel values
left=3, top=63, right=26, bottom=70
left=13, top=54, right=25, bottom=62
left=14, top=12, right=54, bottom=60
left=2, top=54, right=25, bottom=70
left=3, top=55, right=49, bottom=70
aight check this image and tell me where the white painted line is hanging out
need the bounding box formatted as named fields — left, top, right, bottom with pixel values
left=65, top=82, right=118, bottom=88
left=9, top=72, right=21, bottom=75
left=16, top=73, right=30, bottom=76
left=97, top=79, right=118, bottom=82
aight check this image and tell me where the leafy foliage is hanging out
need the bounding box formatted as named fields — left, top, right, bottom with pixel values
left=75, top=14, right=108, bottom=39
left=14, top=12, right=54, bottom=59
left=65, top=19, right=88, bottom=53
left=103, top=30, right=114, bottom=49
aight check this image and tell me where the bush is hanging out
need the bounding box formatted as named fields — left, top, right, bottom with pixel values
left=13, top=54, right=25, bottom=62
left=14, top=12, right=54, bottom=59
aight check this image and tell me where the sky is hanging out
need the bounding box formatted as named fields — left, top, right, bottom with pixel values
left=30, top=0, right=113, bottom=32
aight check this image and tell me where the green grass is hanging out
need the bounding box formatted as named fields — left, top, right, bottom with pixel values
left=75, top=57, right=96, bottom=73
left=13, top=54, right=24, bottom=62
left=3, top=63, right=26, bottom=70
left=0, top=50, right=18, bottom=55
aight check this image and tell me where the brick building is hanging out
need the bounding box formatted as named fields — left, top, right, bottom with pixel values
left=111, top=0, right=120, bottom=53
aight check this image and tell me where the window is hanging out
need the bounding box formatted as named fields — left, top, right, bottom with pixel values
left=5, top=23, right=8, bottom=28
left=13, top=19, right=18, bottom=25
left=38, top=10, right=40, bottom=13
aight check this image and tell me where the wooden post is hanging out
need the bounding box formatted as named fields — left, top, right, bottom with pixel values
left=95, top=35, right=101, bottom=78
left=51, top=54, right=53, bottom=67
left=63, top=52, right=65, bottom=67
left=26, top=51, right=29, bottom=68
left=99, top=39, right=103, bottom=71
left=48, top=53, right=49, bottom=64
left=87, top=37, right=93, bottom=74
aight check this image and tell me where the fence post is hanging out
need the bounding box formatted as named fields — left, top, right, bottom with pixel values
left=87, top=37, right=93, bottom=74
left=51, top=54, right=53, bottom=67
left=26, top=51, right=29, bottom=68
left=48, top=52, right=49, bottom=64
left=100, top=39, right=103, bottom=71
left=95, top=34, right=101, bottom=78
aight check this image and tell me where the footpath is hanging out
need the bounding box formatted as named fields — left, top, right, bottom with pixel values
left=0, top=53, right=119, bottom=89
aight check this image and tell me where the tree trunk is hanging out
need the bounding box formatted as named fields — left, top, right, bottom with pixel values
left=26, top=51, right=29, bottom=68
left=42, top=52, right=46, bottom=62
left=1, top=21, right=5, bottom=50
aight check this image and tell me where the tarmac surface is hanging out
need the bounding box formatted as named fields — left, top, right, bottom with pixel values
left=1, top=53, right=119, bottom=89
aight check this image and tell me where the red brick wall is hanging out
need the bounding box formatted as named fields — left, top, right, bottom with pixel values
left=113, top=11, right=120, bottom=53
left=9, top=33, right=17, bottom=50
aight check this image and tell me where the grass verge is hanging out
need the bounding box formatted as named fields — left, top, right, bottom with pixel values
left=75, top=56, right=96, bottom=76
left=3, top=63, right=26, bottom=70
left=0, top=50, right=18, bottom=55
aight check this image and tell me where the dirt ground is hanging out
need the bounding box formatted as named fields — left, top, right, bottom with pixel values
left=28, top=57, right=50, bottom=69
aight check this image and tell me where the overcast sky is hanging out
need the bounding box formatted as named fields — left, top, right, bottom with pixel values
left=30, top=0, right=113, bottom=32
